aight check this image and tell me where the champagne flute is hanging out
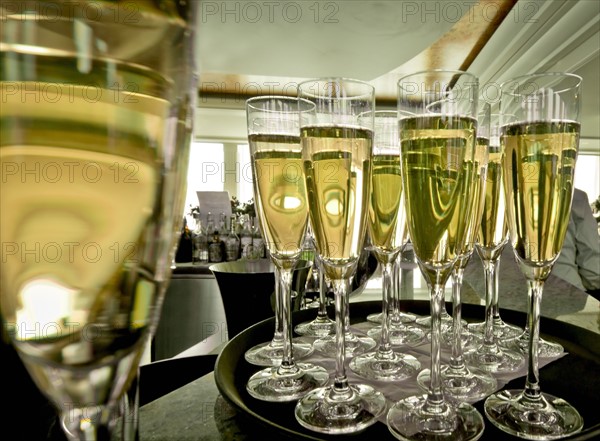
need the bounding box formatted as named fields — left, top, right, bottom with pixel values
left=465, top=115, right=526, bottom=375
left=244, top=96, right=329, bottom=401
left=0, top=2, right=197, bottom=439
left=469, top=112, right=523, bottom=341
left=416, top=102, right=496, bottom=403
left=484, top=72, right=584, bottom=439
left=360, top=112, right=424, bottom=347
left=387, top=70, right=485, bottom=441
left=349, top=110, right=421, bottom=381
left=294, top=78, right=386, bottom=434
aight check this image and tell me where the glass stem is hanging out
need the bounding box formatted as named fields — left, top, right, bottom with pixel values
left=378, top=261, right=393, bottom=356
left=330, top=277, right=353, bottom=400
left=271, top=259, right=283, bottom=345
left=492, top=255, right=502, bottom=322
left=316, top=261, right=329, bottom=320
left=425, top=282, right=446, bottom=410
left=482, top=257, right=500, bottom=348
left=276, top=265, right=297, bottom=374
left=524, top=279, right=542, bottom=401
left=391, top=256, right=400, bottom=321
left=450, top=263, right=466, bottom=370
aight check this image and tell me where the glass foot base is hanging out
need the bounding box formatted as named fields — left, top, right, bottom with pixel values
left=387, top=394, right=485, bottom=441
left=295, top=383, right=386, bottom=434
left=367, top=324, right=426, bottom=346
left=350, top=350, right=421, bottom=382
left=416, top=314, right=467, bottom=328
left=314, top=332, right=376, bottom=356
left=417, top=364, right=498, bottom=404
left=464, top=344, right=525, bottom=374
left=484, top=389, right=583, bottom=440
left=469, top=319, right=523, bottom=340
left=246, top=363, right=329, bottom=402
left=244, top=339, right=313, bottom=366
left=294, top=317, right=335, bottom=338
left=367, top=311, right=416, bottom=324
left=503, top=333, right=564, bottom=358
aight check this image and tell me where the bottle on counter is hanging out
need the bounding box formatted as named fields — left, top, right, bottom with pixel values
left=251, top=217, right=266, bottom=259
left=225, top=216, right=240, bottom=261
left=192, top=215, right=208, bottom=264
left=239, top=214, right=253, bottom=258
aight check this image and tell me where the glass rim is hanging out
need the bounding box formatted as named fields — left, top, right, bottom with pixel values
left=499, top=72, right=582, bottom=94
left=297, top=77, right=375, bottom=101
left=245, top=95, right=315, bottom=113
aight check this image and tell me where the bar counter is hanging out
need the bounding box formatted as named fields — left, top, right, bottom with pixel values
left=136, top=247, right=600, bottom=440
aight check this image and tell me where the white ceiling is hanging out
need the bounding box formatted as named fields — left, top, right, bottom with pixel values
left=195, top=1, right=456, bottom=80
left=194, top=0, right=600, bottom=153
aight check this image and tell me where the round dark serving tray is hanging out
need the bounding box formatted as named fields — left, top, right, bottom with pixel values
left=214, top=300, right=600, bottom=440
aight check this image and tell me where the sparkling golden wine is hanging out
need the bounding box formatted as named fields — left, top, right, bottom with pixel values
left=249, top=135, right=309, bottom=259
left=302, top=125, right=372, bottom=265
left=458, top=137, right=488, bottom=256
left=368, top=154, right=407, bottom=259
left=502, top=120, right=579, bottom=266
left=0, top=57, right=173, bottom=409
left=399, top=115, right=476, bottom=269
left=478, top=145, right=508, bottom=259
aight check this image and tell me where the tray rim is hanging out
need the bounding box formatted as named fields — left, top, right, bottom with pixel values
left=214, top=299, right=600, bottom=441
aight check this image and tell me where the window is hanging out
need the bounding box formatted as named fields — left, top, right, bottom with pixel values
left=574, top=153, right=600, bottom=204
left=183, top=142, right=255, bottom=216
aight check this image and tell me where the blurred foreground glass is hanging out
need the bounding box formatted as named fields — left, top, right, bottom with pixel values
left=387, top=70, right=485, bottom=441
left=0, top=1, right=197, bottom=439
left=484, top=73, right=584, bottom=439
left=294, top=78, right=386, bottom=434
left=244, top=96, right=328, bottom=401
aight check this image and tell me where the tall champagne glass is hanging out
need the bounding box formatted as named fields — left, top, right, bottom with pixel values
left=484, top=72, right=584, bottom=439
left=361, top=112, right=424, bottom=347
left=294, top=78, right=386, bottom=434
left=469, top=112, right=522, bottom=340
left=386, top=70, right=485, bottom=441
left=466, top=115, right=526, bottom=375
left=417, top=102, right=496, bottom=403
left=349, top=110, right=421, bottom=381
left=244, top=96, right=328, bottom=401
left=0, top=2, right=197, bottom=439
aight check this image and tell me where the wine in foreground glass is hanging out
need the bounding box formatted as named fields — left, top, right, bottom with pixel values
left=0, top=2, right=197, bottom=439
left=294, top=78, right=386, bottom=434
left=386, top=70, right=485, bottom=441
left=484, top=72, right=584, bottom=439
left=244, top=96, right=329, bottom=402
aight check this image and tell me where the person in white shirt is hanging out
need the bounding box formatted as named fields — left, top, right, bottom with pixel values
left=552, top=188, right=600, bottom=293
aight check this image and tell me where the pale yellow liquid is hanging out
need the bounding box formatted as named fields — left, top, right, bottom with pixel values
left=249, top=135, right=308, bottom=259
left=368, top=154, right=407, bottom=261
left=502, top=121, right=579, bottom=266
left=1, top=77, right=168, bottom=407
left=400, top=115, right=476, bottom=271
left=477, top=148, right=508, bottom=260
left=456, top=137, right=488, bottom=257
left=302, top=125, right=372, bottom=267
